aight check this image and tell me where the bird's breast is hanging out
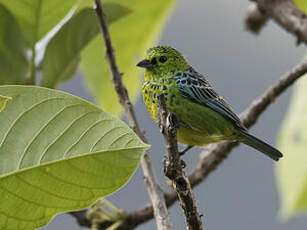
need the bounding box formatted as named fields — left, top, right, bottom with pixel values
left=142, top=80, right=177, bottom=122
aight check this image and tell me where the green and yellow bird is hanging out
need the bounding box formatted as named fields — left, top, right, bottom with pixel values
left=137, top=46, right=282, bottom=161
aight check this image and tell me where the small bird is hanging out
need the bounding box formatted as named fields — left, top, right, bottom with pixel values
left=137, top=46, right=282, bottom=161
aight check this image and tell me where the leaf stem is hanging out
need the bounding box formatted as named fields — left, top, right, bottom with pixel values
left=26, top=47, right=37, bottom=85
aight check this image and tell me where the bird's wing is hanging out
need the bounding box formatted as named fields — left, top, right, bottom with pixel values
left=175, top=67, right=246, bottom=130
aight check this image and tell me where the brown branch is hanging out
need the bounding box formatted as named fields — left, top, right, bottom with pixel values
left=244, top=2, right=269, bottom=34
left=74, top=1, right=173, bottom=230
left=158, top=94, right=203, bottom=230
left=245, top=0, right=307, bottom=45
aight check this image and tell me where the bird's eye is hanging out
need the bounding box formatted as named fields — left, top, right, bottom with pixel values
left=159, top=56, right=167, bottom=63
left=151, top=57, right=157, bottom=65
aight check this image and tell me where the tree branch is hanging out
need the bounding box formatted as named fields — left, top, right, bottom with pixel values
left=73, top=1, right=173, bottom=230
left=158, top=94, right=203, bottom=230
left=245, top=0, right=307, bottom=45
left=244, top=2, right=269, bottom=34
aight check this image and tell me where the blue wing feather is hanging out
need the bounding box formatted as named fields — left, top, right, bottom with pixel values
left=175, top=67, right=246, bottom=130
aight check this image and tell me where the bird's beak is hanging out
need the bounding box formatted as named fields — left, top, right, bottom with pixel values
left=136, top=59, right=152, bottom=69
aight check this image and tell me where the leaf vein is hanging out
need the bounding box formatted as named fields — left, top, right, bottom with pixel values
left=17, top=103, right=85, bottom=169
left=38, top=110, right=100, bottom=164
left=63, top=118, right=113, bottom=158
left=0, top=97, right=63, bottom=148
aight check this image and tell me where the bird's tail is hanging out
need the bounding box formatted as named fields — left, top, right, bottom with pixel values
left=239, top=130, right=283, bottom=161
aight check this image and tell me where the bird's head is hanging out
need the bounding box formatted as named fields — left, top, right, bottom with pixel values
left=137, top=46, right=190, bottom=80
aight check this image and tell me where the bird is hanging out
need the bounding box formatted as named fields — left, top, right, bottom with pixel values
left=136, top=46, right=282, bottom=161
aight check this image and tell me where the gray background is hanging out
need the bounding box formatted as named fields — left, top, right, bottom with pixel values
left=44, top=0, right=307, bottom=229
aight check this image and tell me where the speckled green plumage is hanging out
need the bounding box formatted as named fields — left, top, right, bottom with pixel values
left=141, top=47, right=237, bottom=146
left=138, top=46, right=282, bottom=160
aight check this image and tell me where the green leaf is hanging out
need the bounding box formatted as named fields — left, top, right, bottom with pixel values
left=40, top=4, right=131, bottom=88
left=276, top=74, right=307, bottom=219
left=0, top=95, right=11, bottom=112
left=0, top=3, right=28, bottom=85
left=293, top=0, right=307, bottom=13
left=0, top=86, right=148, bottom=230
left=80, top=0, right=176, bottom=116
left=0, top=0, right=78, bottom=47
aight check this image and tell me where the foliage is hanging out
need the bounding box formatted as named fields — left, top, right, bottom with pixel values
left=40, top=3, right=131, bottom=88
left=0, top=86, right=148, bottom=229
left=277, top=74, right=307, bottom=219
left=293, top=0, right=307, bottom=13
left=277, top=1, right=307, bottom=217
left=0, top=0, right=77, bottom=48
left=0, top=4, right=28, bottom=84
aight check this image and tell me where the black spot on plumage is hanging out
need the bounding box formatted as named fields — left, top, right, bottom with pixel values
left=203, top=89, right=212, bottom=99
left=163, top=85, right=167, bottom=90
left=189, top=74, right=196, bottom=79
left=187, top=79, right=191, bottom=85
left=145, top=90, right=148, bottom=94
left=151, top=57, right=157, bottom=65
left=181, top=91, right=190, bottom=98
left=207, top=88, right=218, bottom=98
left=190, top=87, right=201, bottom=100
left=183, top=73, right=187, bottom=77
left=181, top=80, right=186, bottom=84
left=153, top=93, right=157, bottom=98
left=192, top=80, right=198, bottom=85
left=198, top=78, right=205, bottom=84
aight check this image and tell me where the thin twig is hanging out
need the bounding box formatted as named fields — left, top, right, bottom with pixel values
left=70, top=58, right=307, bottom=230
left=91, top=1, right=173, bottom=230
left=245, top=0, right=307, bottom=45
left=158, top=94, right=203, bottom=230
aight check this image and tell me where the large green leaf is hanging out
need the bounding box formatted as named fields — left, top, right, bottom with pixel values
left=80, top=0, right=176, bottom=116
left=293, top=0, right=307, bottom=13
left=0, top=86, right=148, bottom=230
left=0, top=3, right=28, bottom=85
left=276, top=75, right=307, bottom=219
left=0, top=0, right=77, bottom=47
left=40, top=4, right=131, bottom=88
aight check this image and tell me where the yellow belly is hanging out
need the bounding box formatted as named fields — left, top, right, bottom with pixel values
left=177, top=126, right=232, bottom=147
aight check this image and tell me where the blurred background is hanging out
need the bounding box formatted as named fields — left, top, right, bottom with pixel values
left=41, top=0, right=307, bottom=229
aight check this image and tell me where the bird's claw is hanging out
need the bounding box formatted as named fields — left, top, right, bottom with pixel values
left=181, top=160, right=186, bottom=168
left=179, top=145, right=193, bottom=156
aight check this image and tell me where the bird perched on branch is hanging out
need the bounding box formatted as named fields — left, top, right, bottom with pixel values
left=137, top=46, right=282, bottom=161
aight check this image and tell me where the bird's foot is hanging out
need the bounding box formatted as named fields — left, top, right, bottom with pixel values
left=181, top=159, right=186, bottom=168
left=179, top=145, right=193, bottom=156
left=163, top=156, right=186, bottom=170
